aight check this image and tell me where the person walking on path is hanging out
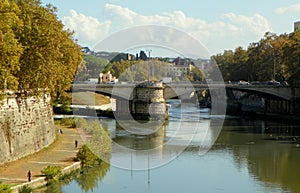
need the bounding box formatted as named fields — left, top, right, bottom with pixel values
left=27, top=170, right=31, bottom=182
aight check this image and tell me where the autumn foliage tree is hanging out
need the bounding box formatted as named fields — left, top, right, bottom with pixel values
left=0, top=0, right=23, bottom=91
left=0, top=0, right=82, bottom=99
left=214, top=31, right=300, bottom=85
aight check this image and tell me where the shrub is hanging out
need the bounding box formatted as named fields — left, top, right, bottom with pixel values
left=41, top=165, right=62, bottom=182
left=0, top=181, right=11, bottom=193
left=76, top=145, right=101, bottom=167
left=59, top=118, right=76, bottom=128
left=74, top=117, right=88, bottom=129
left=18, top=185, right=32, bottom=193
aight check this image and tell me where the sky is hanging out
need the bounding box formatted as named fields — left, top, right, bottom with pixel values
left=41, top=0, right=300, bottom=57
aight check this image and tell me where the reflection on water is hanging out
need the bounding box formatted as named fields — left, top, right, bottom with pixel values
left=38, top=162, right=110, bottom=193
left=113, top=121, right=167, bottom=150
left=218, top=119, right=300, bottom=193
left=75, top=162, right=110, bottom=193
left=50, top=100, right=300, bottom=193
left=106, top=101, right=220, bottom=170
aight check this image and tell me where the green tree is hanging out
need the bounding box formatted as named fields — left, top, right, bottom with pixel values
left=214, top=50, right=235, bottom=81
left=282, top=30, right=300, bottom=85
left=214, top=32, right=291, bottom=82
left=189, top=67, right=204, bottom=81
left=0, top=0, right=23, bottom=91
left=13, top=0, right=82, bottom=99
left=84, top=55, right=108, bottom=78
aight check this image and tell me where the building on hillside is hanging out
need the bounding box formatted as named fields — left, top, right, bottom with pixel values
left=99, top=71, right=117, bottom=83
left=81, top=47, right=93, bottom=55
left=137, top=50, right=148, bottom=61
left=294, top=21, right=300, bottom=32
left=167, top=63, right=194, bottom=76
left=173, top=57, right=193, bottom=66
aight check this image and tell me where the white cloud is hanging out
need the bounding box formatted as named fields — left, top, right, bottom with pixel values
left=63, top=10, right=111, bottom=47
left=221, top=13, right=271, bottom=36
left=62, top=4, right=272, bottom=54
left=274, top=3, right=300, bottom=14
left=103, top=4, right=271, bottom=53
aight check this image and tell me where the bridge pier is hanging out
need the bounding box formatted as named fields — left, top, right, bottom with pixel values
left=115, top=82, right=168, bottom=120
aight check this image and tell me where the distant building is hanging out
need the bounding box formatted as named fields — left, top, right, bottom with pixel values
left=99, top=71, right=117, bottom=83
left=138, top=51, right=148, bottom=61
left=167, top=63, right=193, bottom=76
left=126, top=53, right=133, bottom=60
left=164, top=57, right=194, bottom=76
left=173, top=57, right=193, bottom=66
left=294, top=21, right=300, bottom=32
left=81, top=47, right=92, bottom=55
left=110, top=53, right=134, bottom=62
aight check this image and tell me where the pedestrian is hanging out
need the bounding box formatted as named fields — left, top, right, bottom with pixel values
left=75, top=140, right=78, bottom=148
left=27, top=170, right=31, bottom=182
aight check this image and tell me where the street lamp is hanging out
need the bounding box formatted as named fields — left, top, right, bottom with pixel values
left=267, top=43, right=276, bottom=80
left=146, top=49, right=152, bottom=82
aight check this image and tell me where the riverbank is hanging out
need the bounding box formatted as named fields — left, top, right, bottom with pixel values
left=0, top=126, right=83, bottom=193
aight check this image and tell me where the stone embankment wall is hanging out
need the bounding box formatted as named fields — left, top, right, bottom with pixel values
left=0, top=93, right=55, bottom=164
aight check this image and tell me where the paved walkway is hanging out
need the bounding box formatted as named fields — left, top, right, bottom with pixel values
left=0, top=126, right=82, bottom=187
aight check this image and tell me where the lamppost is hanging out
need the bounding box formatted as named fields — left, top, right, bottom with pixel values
left=146, top=49, right=152, bottom=82
left=273, top=52, right=276, bottom=80
left=267, top=43, right=276, bottom=80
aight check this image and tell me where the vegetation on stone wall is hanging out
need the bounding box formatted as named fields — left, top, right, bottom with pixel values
left=1, top=118, right=12, bottom=156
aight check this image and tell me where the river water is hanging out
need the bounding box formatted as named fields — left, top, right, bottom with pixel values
left=49, top=100, right=300, bottom=193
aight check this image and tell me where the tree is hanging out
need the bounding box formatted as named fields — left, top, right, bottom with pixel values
left=12, top=0, right=82, bottom=99
left=189, top=67, right=204, bottom=81
left=214, top=50, right=235, bottom=81
left=282, top=30, right=300, bottom=85
left=214, top=31, right=296, bottom=83
left=0, top=0, right=23, bottom=91
left=84, top=55, right=108, bottom=78
left=232, top=47, right=249, bottom=80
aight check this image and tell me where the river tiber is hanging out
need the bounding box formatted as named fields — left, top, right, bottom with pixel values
left=1, top=1, right=300, bottom=193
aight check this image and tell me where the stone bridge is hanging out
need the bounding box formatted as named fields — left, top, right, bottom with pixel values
left=72, top=83, right=298, bottom=100
left=71, top=82, right=300, bottom=117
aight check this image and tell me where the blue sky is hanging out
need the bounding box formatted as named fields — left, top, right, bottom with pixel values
left=41, top=0, right=300, bottom=56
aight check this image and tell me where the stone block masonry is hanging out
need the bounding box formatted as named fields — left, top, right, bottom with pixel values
left=0, top=93, right=55, bottom=164
left=115, top=81, right=168, bottom=120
